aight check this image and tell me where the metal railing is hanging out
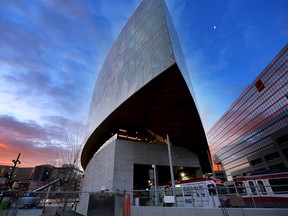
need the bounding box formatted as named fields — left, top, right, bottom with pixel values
left=0, top=190, right=87, bottom=216
left=0, top=185, right=288, bottom=215
left=126, top=185, right=288, bottom=208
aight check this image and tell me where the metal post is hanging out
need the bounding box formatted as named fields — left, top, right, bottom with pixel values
left=207, top=150, right=216, bottom=179
left=0, top=153, right=21, bottom=204
left=152, top=164, right=157, bottom=206
left=166, top=134, right=177, bottom=207
left=43, top=186, right=51, bottom=214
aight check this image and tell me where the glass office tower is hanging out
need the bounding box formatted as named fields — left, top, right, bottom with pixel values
left=208, top=44, right=288, bottom=181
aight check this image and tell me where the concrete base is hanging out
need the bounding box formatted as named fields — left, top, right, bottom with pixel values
left=82, top=138, right=201, bottom=193
left=78, top=138, right=202, bottom=215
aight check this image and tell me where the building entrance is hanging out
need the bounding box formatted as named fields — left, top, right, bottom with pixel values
left=133, top=164, right=198, bottom=190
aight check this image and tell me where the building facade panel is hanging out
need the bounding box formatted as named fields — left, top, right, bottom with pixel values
left=208, top=44, right=288, bottom=181
left=87, top=0, right=175, bottom=136
left=81, top=0, right=209, bottom=173
left=162, top=2, right=197, bottom=103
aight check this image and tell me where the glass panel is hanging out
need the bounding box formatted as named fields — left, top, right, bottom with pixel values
left=248, top=181, right=257, bottom=195
left=235, top=182, right=247, bottom=195
left=257, top=180, right=267, bottom=195
left=269, top=178, right=288, bottom=194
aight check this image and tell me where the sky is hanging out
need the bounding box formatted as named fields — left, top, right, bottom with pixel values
left=0, top=0, right=287, bottom=168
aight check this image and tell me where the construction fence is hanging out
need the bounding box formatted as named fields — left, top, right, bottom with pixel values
left=0, top=184, right=287, bottom=215
left=129, top=184, right=288, bottom=209
left=0, top=190, right=87, bottom=216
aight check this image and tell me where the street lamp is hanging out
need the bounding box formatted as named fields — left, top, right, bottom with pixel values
left=166, top=135, right=177, bottom=207
left=0, top=153, right=21, bottom=203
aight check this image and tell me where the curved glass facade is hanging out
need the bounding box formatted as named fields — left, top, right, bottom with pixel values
left=208, top=44, right=288, bottom=181
left=88, top=0, right=176, bottom=134
left=82, top=0, right=209, bottom=171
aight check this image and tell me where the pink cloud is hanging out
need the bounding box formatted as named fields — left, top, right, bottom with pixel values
left=0, top=115, right=64, bottom=167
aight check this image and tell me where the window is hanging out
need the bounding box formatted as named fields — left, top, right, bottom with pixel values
left=257, top=180, right=267, bottom=195
left=264, top=152, right=280, bottom=161
left=217, top=185, right=228, bottom=195
left=199, top=185, right=206, bottom=197
left=255, top=79, right=265, bottom=92
left=235, top=182, right=247, bottom=195
left=248, top=181, right=258, bottom=195
left=254, top=168, right=266, bottom=172
left=276, top=134, right=288, bottom=144
left=228, top=186, right=236, bottom=194
left=182, top=186, right=193, bottom=196
left=269, top=163, right=286, bottom=170
left=243, top=172, right=252, bottom=176
left=268, top=178, right=288, bottom=194
left=283, top=148, right=288, bottom=161
left=208, top=184, right=216, bottom=195
left=250, top=158, right=263, bottom=166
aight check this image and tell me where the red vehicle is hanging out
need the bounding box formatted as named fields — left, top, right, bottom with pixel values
left=232, top=171, right=288, bottom=208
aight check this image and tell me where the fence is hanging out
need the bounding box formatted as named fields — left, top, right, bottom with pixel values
left=0, top=190, right=88, bottom=216
left=0, top=185, right=288, bottom=216
left=126, top=184, right=288, bottom=209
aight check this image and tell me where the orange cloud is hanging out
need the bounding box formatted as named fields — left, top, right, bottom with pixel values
left=0, top=115, right=69, bottom=168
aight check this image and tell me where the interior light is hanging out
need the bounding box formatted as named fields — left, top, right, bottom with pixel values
left=118, top=134, right=127, bottom=138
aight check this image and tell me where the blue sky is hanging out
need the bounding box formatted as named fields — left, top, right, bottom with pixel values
left=0, top=0, right=287, bottom=167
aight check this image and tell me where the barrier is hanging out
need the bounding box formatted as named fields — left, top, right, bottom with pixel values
left=1, top=185, right=288, bottom=216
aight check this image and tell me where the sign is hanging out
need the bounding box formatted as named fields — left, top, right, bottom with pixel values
left=163, top=196, right=175, bottom=203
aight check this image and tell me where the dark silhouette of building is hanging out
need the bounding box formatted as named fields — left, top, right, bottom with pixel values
left=0, top=164, right=83, bottom=192
left=32, top=165, right=53, bottom=181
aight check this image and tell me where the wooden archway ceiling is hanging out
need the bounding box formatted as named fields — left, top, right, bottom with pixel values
left=81, top=63, right=211, bottom=173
